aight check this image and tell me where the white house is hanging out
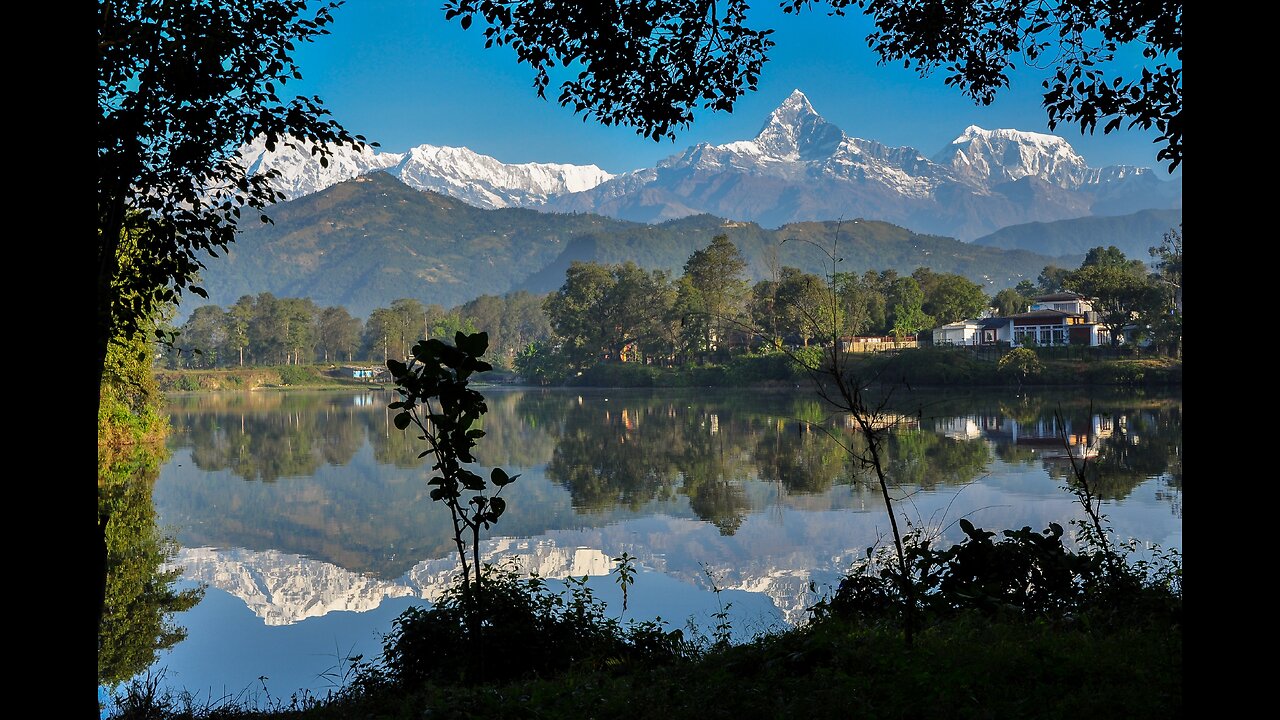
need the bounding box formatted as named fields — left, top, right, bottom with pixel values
left=976, top=292, right=1111, bottom=348
left=932, top=320, right=981, bottom=346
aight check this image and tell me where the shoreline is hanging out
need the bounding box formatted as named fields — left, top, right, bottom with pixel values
left=155, top=353, right=1181, bottom=393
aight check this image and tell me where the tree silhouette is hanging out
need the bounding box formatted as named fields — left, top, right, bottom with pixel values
left=443, top=1, right=1181, bottom=169
left=97, top=0, right=371, bottom=393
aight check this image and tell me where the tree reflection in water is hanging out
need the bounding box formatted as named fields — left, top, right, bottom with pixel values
left=98, top=445, right=203, bottom=688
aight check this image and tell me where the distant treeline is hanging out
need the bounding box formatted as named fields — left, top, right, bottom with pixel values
left=162, top=235, right=990, bottom=373
left=162, top=232, right=1181, bottom=378
left=162, top=291, right=551, bottom=370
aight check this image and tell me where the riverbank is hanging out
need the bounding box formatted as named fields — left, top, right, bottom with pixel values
left=154, top=351, right=1180, bottom=393
left=153, top=366, right=386, bottom=393
left=559, top=349, right=1181, bottom=388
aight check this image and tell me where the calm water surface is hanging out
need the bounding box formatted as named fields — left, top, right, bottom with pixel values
left=100, top=386, right=1182, bottom=706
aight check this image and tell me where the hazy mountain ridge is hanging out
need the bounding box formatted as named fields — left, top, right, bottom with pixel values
left=195, top=174, right=1068, bottom=317
left=971, top=209, right=1184, bottom=258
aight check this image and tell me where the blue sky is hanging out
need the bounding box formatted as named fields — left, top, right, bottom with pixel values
left=290, top=1, right=1175, bottom=174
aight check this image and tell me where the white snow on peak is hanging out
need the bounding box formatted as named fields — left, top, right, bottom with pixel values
left=938, top=126, right=1089, bottom=189
left=238, top=136, right=615, bottom=208
left=174, top=540, right=619, bottom=626
left=395, top=144, right=615, bottom=209
left=951, top=125, right=1071, bottom=149
left=237, top=136, right=403, bottom=202
left=657, top=91, right=943, bottom=198
left=751, top=89, right=843, bottom=160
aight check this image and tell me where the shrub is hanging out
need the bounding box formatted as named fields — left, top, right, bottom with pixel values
left=382, top=565, right=695, bottom=687
left=277, top=365, right=313, bottom=386
left=815, top=519, right=1181, bottom=628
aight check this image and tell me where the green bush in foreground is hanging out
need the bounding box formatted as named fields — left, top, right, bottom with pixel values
left=382, top=564, right=695, bottom=688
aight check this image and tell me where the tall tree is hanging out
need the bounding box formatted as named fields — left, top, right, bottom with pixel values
left=177, top=305, right=229, bottom=368
left=280, top=297, right=318, bottom=365
left=388, top=299, right=428, bottom=360
left=443, top=1, right=1181, bottom=169
left=992, top=288, right=1030, bottom=317
left=545, top=262, right=616, bottom=371
left=835, top=270, right=892, bottom=336
left=1037, top=266, right=1072, bottom=295
left=364, top=307, right=398, bottom=363
left=544, top=261, right=674, bottom=367
left=1083, top=245, right=1149, bottom=273
left=1148, top=226, right=1183, bottom=356
left=225, top=296, right=254, bottom=367
left=676, top=235, right=749, bottom=360
left=316, top=306, right=362, bottom=363
left=1065, top=248, right=1158, bottom=347
left=774, top=267, right=836, bottom=346
left=247, top=293, right=288, bottom=364
left=916, top=269, right=989, bottom=325
left=887, top=276, right=931, bottom=339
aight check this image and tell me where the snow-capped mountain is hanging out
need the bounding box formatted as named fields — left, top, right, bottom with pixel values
left=935, top=125, right=1091, bottom=188
left=240, top=89, right=1179, bottom=240
left=237, top=136, right=402, bottom=201
left=395, top=144, right=614, bottom=209
left=238, top=137, right=614, bottom=209
left=175, top=538, right=824, bottom=627
left=547, top=89, right=1180, bottom=239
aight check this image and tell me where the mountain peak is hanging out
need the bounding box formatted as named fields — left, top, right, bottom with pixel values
left=780, top=88, right=815, bottom=112
left=938, top=125, right=1088, bottom=188
left=754, top=89, right=844, bottom=159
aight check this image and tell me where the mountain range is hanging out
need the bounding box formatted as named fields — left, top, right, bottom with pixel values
left=200, top=172, right=1069, bottom=318
left=240, top=90, right=1181, bottom=242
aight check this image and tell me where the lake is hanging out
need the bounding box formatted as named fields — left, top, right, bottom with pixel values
left=99, top=385, right=1182, bottom=708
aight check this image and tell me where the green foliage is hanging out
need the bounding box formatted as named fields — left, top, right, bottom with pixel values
left=612, top=552, right=637, bottom=613
left=1147, top=226, right=1183, bottom=356
left=166, top=292, right=353, bottom=368
left=544, top=261, right=676, bottom=370
left=99, top=308, right=168, bottom=447
left=816, top=519, right=1181, bottom=628
left=382, top=565, right=695, bottom=687
left=998, top=348, right=1043, bottom=386
left=514, top=341, right=570, bottom=385
left=677, top=234, right=750, bottom=361
left=574, top=361, right=664, bottom=387
left=387, top=332, right=519, bottom=589
left=991, top=287, right=1030, bottom=316
left=446, top=1, right=1181, bottom=168
left=277, top=365, right=314, bottom=386
left=174, top=375, right=200, bottom=392
left=1064, top=247, right=1163, bottom=346
left=913, top=268, right=988, bottom=325
left=98, top=446, right=204, bottom=688
left=722, top=352, right=810, bottom=385
left=888, top=277, right=931, bottom=339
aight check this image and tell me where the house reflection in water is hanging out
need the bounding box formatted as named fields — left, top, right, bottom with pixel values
left=951, top=413, right=1116, bottom=461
